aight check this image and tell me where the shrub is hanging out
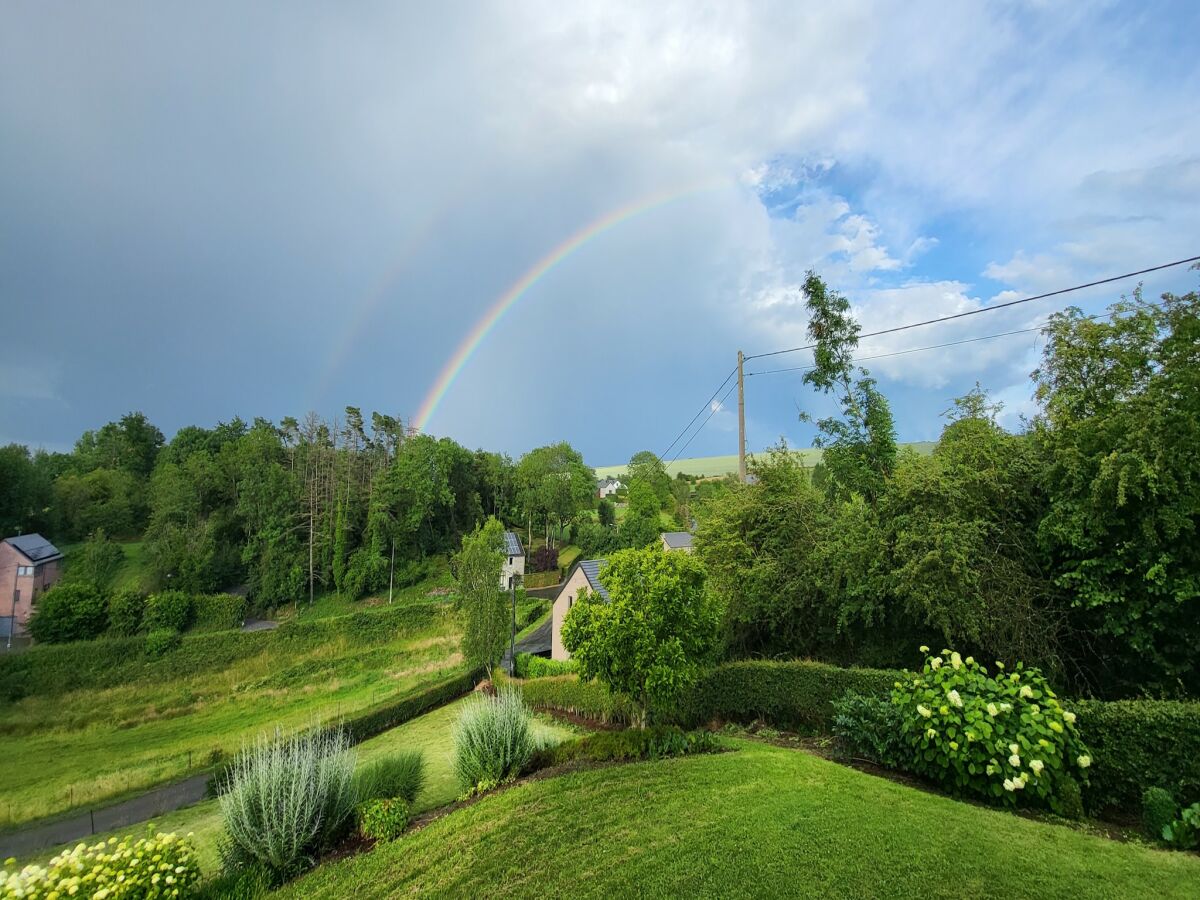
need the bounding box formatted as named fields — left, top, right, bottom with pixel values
left=107, top=588, right=146, bottom=637
left=354, top=750, right=425, bottom=804
left=219, top=726, right=358, bottom=879
left=513, top=653, right=577, bottom=679
left=831, top=690, right=906, bottom=768
left=453, top=687, right=536, bottom=794
left=1074, top=698, right=1200, bottom=813
left=1143, top=787, right=1178, bottom=842
left=0, top=829, right=199, bottom=899
left=145, top=627, right=182, bottom=658
left=529, top=546, right=558, bottom=573
left=508, top=673, right=637, bottom=725
left=144, top=589, right=195, bottom=633
left=193, top=593, right=248, bottom=632
left=357, top=797, right=410, bottom=843
left=26, top=583, right=108, bottom=644
left=1163, top=803, right=1200, bottom=850
left=681, top=660, right=901, bottom=730
left=531, top=726, right=722, bottom=769
left=890, top=649, right=1092, bottom=815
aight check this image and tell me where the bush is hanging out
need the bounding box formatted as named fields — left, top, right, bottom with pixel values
left=144, top=589, right=195, bottom=633
left=681, top=660, right=901, bottom=730
left=1163, top=803, right=1200, bottom=850
left=529, top=546, right=558, bottom=573
left=1143, top=787, right=1178, bottom=842
left=145, top=627, right=182, bottom=658
left=357, top=798, right=410, bottom=842
left=531, top=726, right=722, bottom=769
left=1074, top=698, right=1200, bottom=813
left=354, top=750, right=425, bottom=804
left=508, top=672, right=637, bottom=725
left=513, top=653, right=577, bottom=679
left=890, top=649, right=1092, bottom=816
left=219, top=726, right=358, bottom=879
left=107, top=588, right=146, bottom=637
left=193, top=593, right=248, bottom=632
left=26, top=583, right=108, bottom=644
left=453, top=687, right=536, bottom=795
left=0, top=829, right=200, bottom=899
left=831, top=691, right=906, bottom=768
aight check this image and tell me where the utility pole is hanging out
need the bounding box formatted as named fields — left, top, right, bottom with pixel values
left=509, top=576, right=517, bottom=676
left=737, top=350, right=747, bottom=483
left=388, top=538, right=395, bottom=604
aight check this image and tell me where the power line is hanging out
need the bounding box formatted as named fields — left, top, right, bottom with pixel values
left=667, top=380, right=738, bottom=467
left=657, top=366, right=737, bottom=461
left=745, top=255, right=1200, bottom=362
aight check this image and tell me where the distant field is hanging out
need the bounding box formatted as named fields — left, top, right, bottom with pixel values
left=594, top=442, right=936, bottom=478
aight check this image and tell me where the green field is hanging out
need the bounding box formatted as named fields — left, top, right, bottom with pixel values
left=283, top=739, right=1200, bottom=899
left=0, top=606, right=464, bottom=829
left=594, top=442, right=936, bottom=478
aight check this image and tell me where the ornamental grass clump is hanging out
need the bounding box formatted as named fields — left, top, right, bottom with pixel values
left=453, top=687, right=536, bottom=795
left=218, top=725, right=357, bottom=879
left=0, top=829, right=199, bottom=899
left=354, top=750, right=425, bottom=804
left=891, top=648, right=1092, bottom=816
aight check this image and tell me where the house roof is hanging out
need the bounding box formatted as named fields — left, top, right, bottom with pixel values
left=3, top=533, right=63, bottom=564
left=503, top=531, right=524, bottom=556
left=577, top=559, right=610, bottom=600
left=661, top=531, right=694, bottom=550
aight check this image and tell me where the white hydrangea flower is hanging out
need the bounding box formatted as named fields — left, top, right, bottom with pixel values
left=1019, top=685, right=1034, bottom=698
left=950, top=652, right=963, bottom=670
left=1009, top=743, right=1020, bottom=755
left=917, top=705, right=932, bottom=718
left=1077, top=755, right=1091, bottom=769
left=1063, top=710, right=1076, bottom=724
left=919, top=645, right=930, bottom=653
left=986, top=703, right=999, bottom=717
left=930, top=657, right=943, bottom=670
left=1008, top=753, right=1021, bottom=767
left=1030, top=759, right=1044, bottom=775
left=1003, top=778, right=1016, bottom=791
left=947, top=689, right=963, bottom=708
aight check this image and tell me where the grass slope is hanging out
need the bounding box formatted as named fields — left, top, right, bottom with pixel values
left=594, top=441, right=937, bottom=478
left=284, top=740, right=1200, bottom=899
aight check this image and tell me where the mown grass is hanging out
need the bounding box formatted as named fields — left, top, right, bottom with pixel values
left=282, top=740, right=1200, bottom=899
left=273, top=557, right=458, bottom=624
left=593, top=442, right=937, bottom=478
left=0, top=613, right=464, bottom=828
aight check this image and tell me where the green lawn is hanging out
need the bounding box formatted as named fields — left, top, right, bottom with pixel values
left=59, top=539, right=150, bottom=592
left=594, top=442, right=937, bottom=478
left=274, top=558, right=457, bottom=624
left=0, top=612, right=463, bottom=828
left=282, top=740, right=1200, bottom=899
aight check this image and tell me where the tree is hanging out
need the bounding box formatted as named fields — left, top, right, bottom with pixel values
left=618, top=479, right=660, bottom=549
left=799, top=271, right=897, bottom=503
left=597, top=499, right=616, bottom=528
left=455, top=517, right=508, bottom=678
left=62, top=528, right=126, bottom=592
left=28, top=582, right=108, bottom=644
left=561, top=546, right=720, bottom=726
left=627, top=450, right=670, bottom=509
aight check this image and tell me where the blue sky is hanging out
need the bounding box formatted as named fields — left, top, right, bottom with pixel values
left=2, top=1, right=1199, bottom=466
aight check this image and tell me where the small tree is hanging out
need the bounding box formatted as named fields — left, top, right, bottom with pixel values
left=561, top=546, right=720, bottom=726
left=597, top=499, right=616, bottom=528
left=62, top=528, right=126, bottom=592
left=455, top=516, right=508, bottom=678
left=28, top=583, right=109, bottom=643
left=619, top=480, right=661, bottom=549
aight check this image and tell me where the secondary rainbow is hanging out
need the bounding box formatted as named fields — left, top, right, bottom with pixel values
left=414, top=181, right=720, bottom=432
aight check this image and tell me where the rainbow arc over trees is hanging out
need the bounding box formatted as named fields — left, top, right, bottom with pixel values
left=414, top=181, right=720, bottom=432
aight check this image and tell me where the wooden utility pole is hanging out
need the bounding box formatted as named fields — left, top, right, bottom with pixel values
left=737, top=350, right=747, bottom=483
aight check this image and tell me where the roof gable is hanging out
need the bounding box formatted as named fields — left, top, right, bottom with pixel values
left=577, top=559, right=610, bottom=600
left=503, top=531, right=524, bottom=556
left=3, top=533, right=63, bottom=564
left=661, top=531, right=694, bottom=549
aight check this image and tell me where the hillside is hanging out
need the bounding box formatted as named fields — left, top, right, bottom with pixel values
left=594, top=441, right=937, bottom=478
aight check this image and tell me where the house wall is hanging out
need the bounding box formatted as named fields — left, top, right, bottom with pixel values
left=551, top=566, right=591, bottom=661
left=500, top=553, right=526, bottom=590
left=0, top=546, right=60, bottom=638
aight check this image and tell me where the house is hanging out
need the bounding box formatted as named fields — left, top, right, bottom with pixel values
left=500, top=531, right=525, bottom=590
left=1, top=533, right=64, bottom=640
left=551, top=558, right=609, bottom=661
left=661, top=531, right=694, bottom=552
left=597, top=476, right=623, bottom=499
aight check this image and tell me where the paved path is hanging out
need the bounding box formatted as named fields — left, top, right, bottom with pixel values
left=241, top=617, right=279, bottom=632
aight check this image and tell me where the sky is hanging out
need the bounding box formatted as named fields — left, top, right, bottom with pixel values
left=2, top=1, right=1199, bottom=467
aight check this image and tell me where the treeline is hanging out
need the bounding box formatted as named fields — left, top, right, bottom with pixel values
left=693, top=273, right=1200, bottom=700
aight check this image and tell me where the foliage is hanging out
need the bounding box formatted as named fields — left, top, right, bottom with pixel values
left=532, top=726, right=722, bottom=768
left=63, top=528, right=126, bottom=591
left=570, top=520, right=622, bottom=558
left=356, top=798, right=410, bottom=843
left=890, top=649, right=1091, bottom=815
left=354, top=750, right=426, bottom=805
left=27, top=582, right=108, bottom=644
left=528, top=545, right=559, bottom=573
left=515, top=443, right=596, bottom=548
left=1163, top=804, right=1200, bottom=850
left=597, top=499, right=616, bottom=527
left=144, top=589, right=195, bottom=633
left=830, top=691, right=906, bottom=767
left=0, top=829, right=199, bottom=899
left=1032, top=286, right=1200, bottom=694
left=1144, top=787, right=1178, bottom=843
left=513, top=653, right=577, bottom=679
left=107, top=588, right=146, bottom=637
left=454, top=517, right=508, bottom=677
left=452, top=687, right=536, bottom=794
left=505, top=672, right=637, bottom=725
left=617, top=479, right=661, bottom=549
left=562, top=546, right=720, bottom=725
left=626, top=450, right=671, bottom=509
left=192, top=593, right=248, bottom=632
left=145, top=628, right=182, bottom=658
left=219, top=726, right=358, bottom=879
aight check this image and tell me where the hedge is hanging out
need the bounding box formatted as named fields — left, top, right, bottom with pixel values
left=191, top=593, right=248, bottom=633
left=503, top=673, right=637, bottom=725
left=513, top=653, right=577, bottom=679
left=0, top=603, right=445, bottom=702
left=679, top=659, right=902, bottom=730
left=1074, top=698, right=1200, bottom=813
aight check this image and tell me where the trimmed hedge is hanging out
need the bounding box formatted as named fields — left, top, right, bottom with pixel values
left=1074, top=699, right=1200, bottom=813
left=192, top=593, right=248, bottom=632
left=504, top=673, right=637, bottom=725
left=0, top=603, right=445, bottom=702
left=513, top=653, right=577, bottom=679
left=679, top=660, right=902, bottom=730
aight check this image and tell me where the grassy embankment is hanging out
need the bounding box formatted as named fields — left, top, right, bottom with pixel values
left=283, top=739, right=1200, bottom=899
left=0, top=580, right=463, bottom=829
left=594, top=442, right=937, bottom=479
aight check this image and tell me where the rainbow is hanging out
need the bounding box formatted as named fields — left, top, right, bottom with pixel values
left=414, top=181, right=721, bottom=432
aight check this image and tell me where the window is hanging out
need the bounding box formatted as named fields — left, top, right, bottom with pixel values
left=16, top=566, right=33, bottom=576
left=508, top=556, right=513, bottom=565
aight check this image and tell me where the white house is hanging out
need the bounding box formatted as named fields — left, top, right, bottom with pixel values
left=500, top=531, right=525, bottom=590
left=597, top=477, right=622, bottom=499
left=551, top=558, right=609, bottom=661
